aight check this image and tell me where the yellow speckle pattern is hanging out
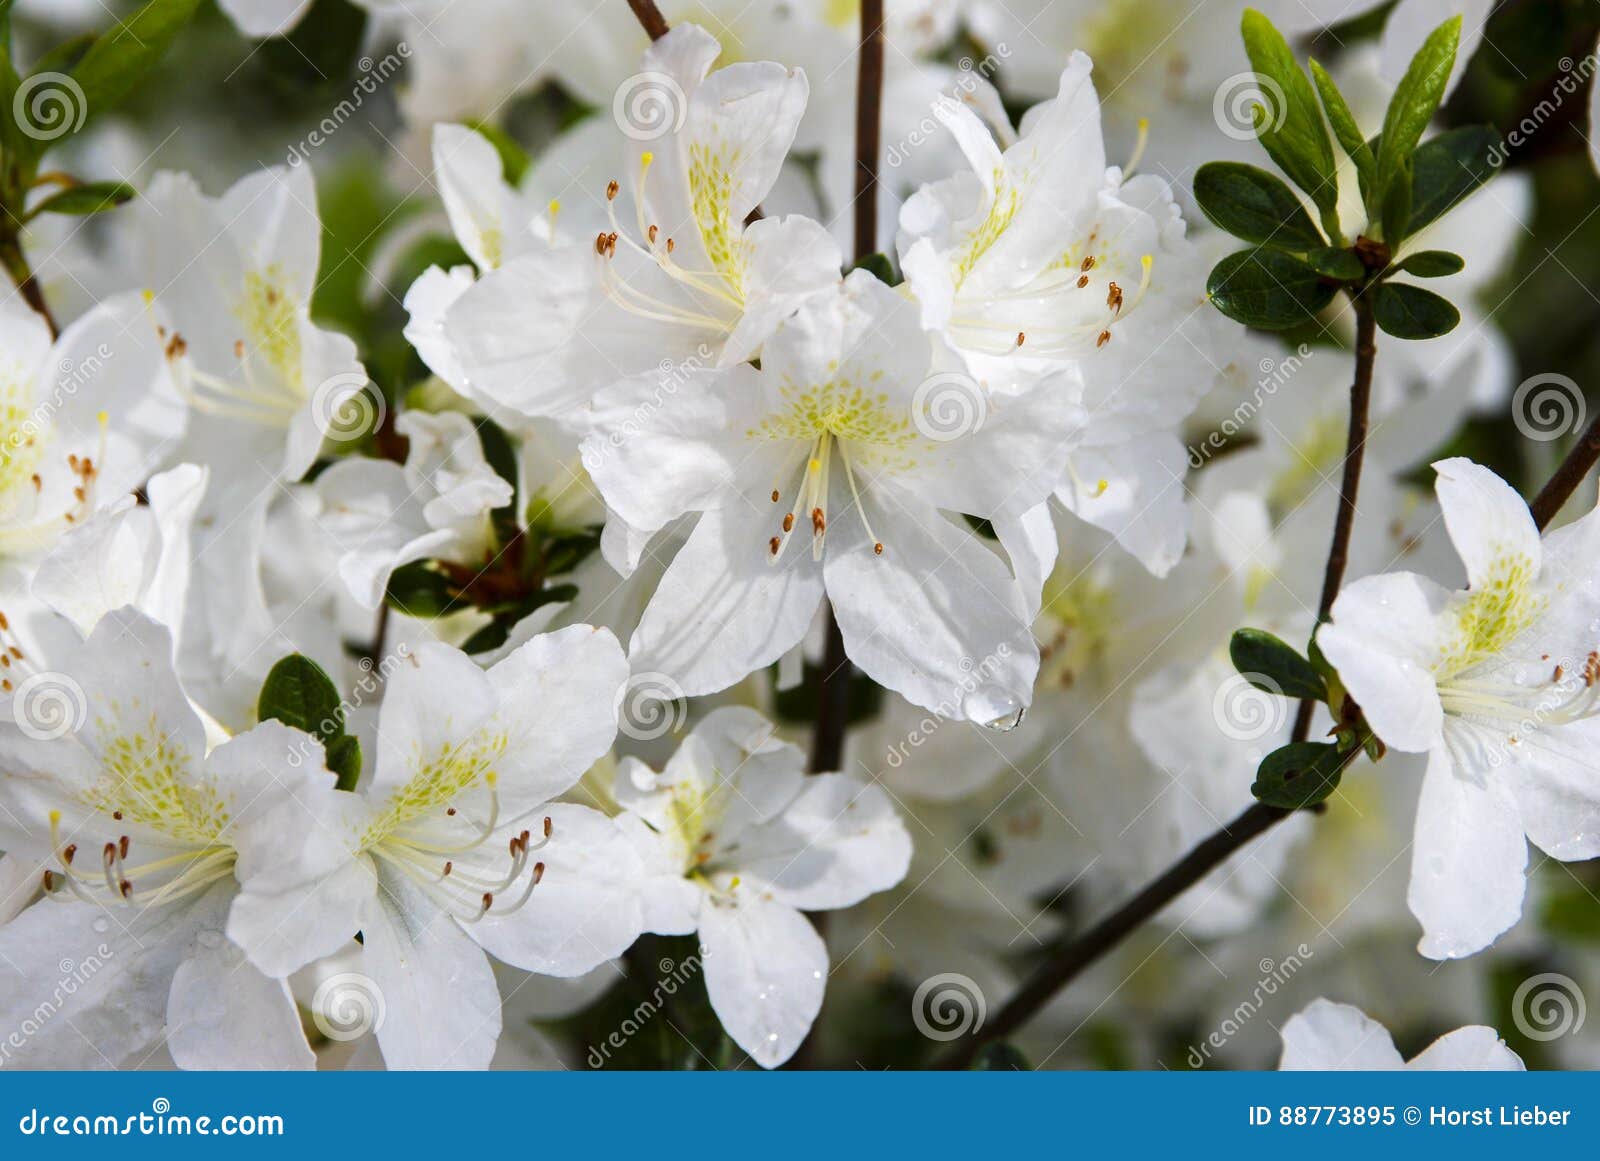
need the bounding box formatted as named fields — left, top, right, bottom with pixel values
left=688, top=143, right=747, bottom=296
left=1437, top=551, right=1545, bottom=677
left=366, top=731, right=510, bottom=841
left=79, top=711, right=221, bottom=844
left=235, top=267, right=304, bottom=393
left=953, top=172, right=1019, bottom=288
left=747, top=378, right=922, bottom=471
left=0, top=362, right=41, bottom=502
left=1039, top=571, right=1116, bottom=688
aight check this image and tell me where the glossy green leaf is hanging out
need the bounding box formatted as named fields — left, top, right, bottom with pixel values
left=1207, top=247, right=1337, bottom=330
left=1252, top=741, right=1346, bottom=809
left=1380, top=152, right=1413, bottom=247
left=1374, top=281, right=1460, bottom=339
left=1303, top=246, right=1365, bottom=281
left=1398, top=249, right=1465, bottom=277
left=1374, top=15, right=1460, bottom=217
left=25, top=180, right=134, bottom=218
left=1407, top=124, right=1500, bottom=235
left=1229, top=628, right=1328, bottom=701
left=258, top=654, right=346, bottom=740
left=69, top=0, right=202, bottom=130
left=385, top=561, right=461, bottom=618
left=325, top=734, right=363, bottom=793
left=1308, top=58, right=1375, bottom=205
left=1239, top=9, right=1339, bottom=212
left=1192, top=162, right=1324, bottom=249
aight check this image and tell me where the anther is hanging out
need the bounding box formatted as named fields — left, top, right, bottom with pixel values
left=606, top=180, right=620, bottom=200
left=811, top=507, right=826, bottom=534
left=769, top=536, right=782, bottom=556
left=782, top=513, right=794, bottom=532
left=1076, top=275, right=1089, bottom=288
left=1016, top=332, right=1026, bottom=347
left=1096, top=330, right=1111, bottom=348
left=771, top=489, right=781, bottom=502
left=874, top=542, right=884, bottom=556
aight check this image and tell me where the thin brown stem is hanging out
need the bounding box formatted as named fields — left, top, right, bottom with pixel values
left=1530, top=413, right=1600, bottom=532
left=625, top=0, right=670, bottom=40
left=851, top=0, right=885, bottom=263
left=0, top=234, right=58, bottom=339
left=935, top=289, right=1383, bottom=1068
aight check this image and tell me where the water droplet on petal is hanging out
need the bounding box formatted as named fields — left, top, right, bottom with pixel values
left=964, top=685, right=1024, bottom=732
left=91, top=915, right=110, bottom=934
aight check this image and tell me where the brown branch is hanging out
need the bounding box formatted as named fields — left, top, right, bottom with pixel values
left=625, top=0, right=670, bottom=40
left=851, top=0, right=886, bottom=263
left=935, top=289, right=1382, bottom=1069
left=0, top=235, right=58, bottom=339
left=1530, top=413, right=1600, bottom=531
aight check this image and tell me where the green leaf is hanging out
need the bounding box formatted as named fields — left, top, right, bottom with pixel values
left=1229, top=628, right=1327, bottom=701
left=1374, top=15, right=1460, bottom=222
left=1379, top=152, right=1413, bottom=247
left=1406, top=124, right=1500, bottom=235
left=258, top=654, right=346, bottom=740
left=1398, top=249, right=1464, bottom=277
left=325, top=734, right=363, bottom=793
left=1192, top=162, right=1324, bottom=249
left=1252, top=742, right=1346, bottom=809
left=1303, top=246, right=1364, bottom=281
left=385, top=561, right=461, bottom=618
left=1373, top=281, right=1460, bottom=339
left=260, top=0, right=367, bottom=88
left=25, top=180, right=134, bottom=218
left=1308, top=58, right=1376, bottom=206
left=69, top=0, right=202, bottom=130
left=849, top=251, right=901, bottom=286
left=1239, top=9, right=1338, bottom=212
left=1206, top=247, right=1337, bottom=330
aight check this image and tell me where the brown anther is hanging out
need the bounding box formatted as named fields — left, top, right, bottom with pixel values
left=233, top=339, right=245, bottom=358
left=42, top=870, right=54, bottom=892
left=0, top=611, right=10, bottom=630
left=543, top=816, right=552, bottom=838
left=1107, top=281, right=1123, bottom=312
left=8, top=646, right=20, bottom=660
left=119, top=836, right=130, bottom=859
left=666, top=238, right=675, bottom=254
left=166, top=334, right=188, bottom=360
left=1081, top=256, right=1096, bottom=271
left=30, top=473, right=40, bottom=491
left=66, top=454, right=78, bottom=470
left=113, top=811, right=123, bottom=821
left=606, top=179, right=620, bottom=200
left=2, top=680, right=11, bottom=693
left=532, top=862, right=546, bottom=885
left=595, top=231, right=608, bottom=255
left=103, top=843, right=116, bottom=863
left=481, top=892, right=494, bottom=912
left=119, top=879, right=133, bottom=899
left=648, top=224, right=659, bottom=244
left=443, top=861, right=453, bottom=877
left=1016, top=332, right=1026, bottom=347
left=446, top=807, right=456, bottom=817
left=769, top=536, right=782, bottom=556
left=1096, top=330, right=1111, bottom=348
left=1, top=656, right=10, bottom=669
left=811, top=507, right=826, bottom=534
left=1554, top=664, right=1565, bottom=682
left=782, top=513, right=794, bottom=533
left=874, top=542, right=884, bottom=555
left=62, top=844, right=76, bottom=864
left=771, top=489, right=781, bottom=502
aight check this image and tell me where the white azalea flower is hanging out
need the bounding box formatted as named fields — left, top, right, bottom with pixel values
left=440, top=23, right=841, bottom=426
left=1319, top=458, right=1600, bottom=959
left=614, top=706, right=910, bottom=1067
left=1279, top=998, right=1523, bottom=1069
left=584, top=270, right=1077, bottom=722
left=0, top=293, right=184, bottom=561
left=0, top=610, right=345, bottom=1069
left=896, top=53, right=1225, bottom=575
left=225, top=627, right=646, bottom=1070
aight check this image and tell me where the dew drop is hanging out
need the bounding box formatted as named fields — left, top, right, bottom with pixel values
left=965, top=685, right=1024, bottom=732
